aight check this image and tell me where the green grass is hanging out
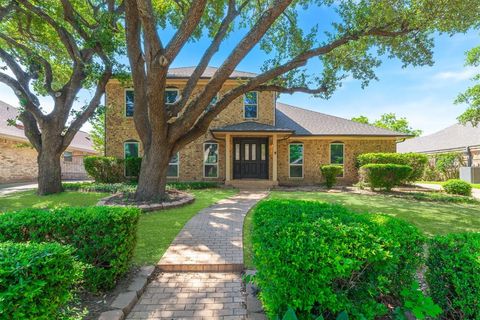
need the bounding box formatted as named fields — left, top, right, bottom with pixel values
left=0, top=190, right=107, bottom=212
left=243, top=190, right=480, bottom=269
left=417, top=181, right=480, bottom=189
left=133, top=188, right=237, bottom=265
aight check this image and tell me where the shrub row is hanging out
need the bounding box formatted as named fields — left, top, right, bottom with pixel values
left=357, top=152, right=428, bottom=182
left=320, top=164, right=343, bottom=188
left=360, top=163, right=412, bottom=191
left=0, top=206, right=140, bottom=292
left=252, top=199, right=424, bottom=319
left=63, top=181, right=219, bottom=193
left=0, top=242, right=82, bottom=320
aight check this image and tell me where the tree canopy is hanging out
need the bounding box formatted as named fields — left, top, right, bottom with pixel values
left=352, top=113, right=423, bottom=136
left=456, top=44, right=480, bottom=126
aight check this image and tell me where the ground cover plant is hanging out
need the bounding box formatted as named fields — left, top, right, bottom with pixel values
left=360, top=163, right=412, bottom=190
left=251, top=199, right=424, bottom=319
left=63, top=181, right=220, bottom=194
left=0, top=207, right=140, bottom=292
left=426, top=233, right=480, bottom=319
left=0, top=241, right=82, bottom=319
left=442, top=179, right=472, bottom=196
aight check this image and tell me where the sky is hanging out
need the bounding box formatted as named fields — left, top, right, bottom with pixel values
left=0, top=4, right=478, bottom=136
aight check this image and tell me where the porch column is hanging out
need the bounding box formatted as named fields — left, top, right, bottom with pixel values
left=272, top=134, right=278, bottom=182
left=225, top=133, right=231, bottom=182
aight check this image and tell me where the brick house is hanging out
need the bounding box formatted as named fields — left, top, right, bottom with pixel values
left=105, top=67, right=408, bottom=187
left=0, top=101, right=96, bottom=183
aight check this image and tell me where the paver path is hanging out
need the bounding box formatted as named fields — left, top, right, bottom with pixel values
left=127, top=191, right=268, bottom=320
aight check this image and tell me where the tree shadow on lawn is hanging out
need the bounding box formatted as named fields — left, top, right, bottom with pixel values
left=269, top=191, right=480, bottom=236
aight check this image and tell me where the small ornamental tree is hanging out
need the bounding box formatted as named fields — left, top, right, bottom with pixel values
left=124, top=0, right=479, bottom=201
left=0, top=1, right=124, bottom=195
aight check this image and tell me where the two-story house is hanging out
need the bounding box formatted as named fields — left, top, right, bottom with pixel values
left=105, top=66, right=408, bottom=188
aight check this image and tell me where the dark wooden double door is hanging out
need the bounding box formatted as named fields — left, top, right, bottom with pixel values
left=233, top=138, right=269, bottom=179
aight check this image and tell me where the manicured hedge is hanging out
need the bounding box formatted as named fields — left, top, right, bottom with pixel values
left=360, top=163, right=413, bottom=191
left=84, top=156, right=124, bottom=183
left=320, top=164, right=343, bottom=188
left=442, top=179, right=472, bottom=196
left=0, top=207, right=140, bottom=292
left=426, top=233, right=480, bottom=319
left=357, top=152, right=428, bottom=182
left=63, top=181, right=219, bottom=193
left=0, top=242, right=82, bottom=319
left=252, top=199, right=424, bottom=319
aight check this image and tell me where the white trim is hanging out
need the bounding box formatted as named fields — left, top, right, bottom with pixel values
left=243, top=91, right=258, bottom=120
left=329, top=142, right=345, bottom=177
left=203, top=142, right=219, bottom=178
left=165, top=88, right=180, bottom=105
left=288, top=143, right=304, bottom=179
left=167, top=152, right=180, bottom=178
left=124, top=88, right=135, bottom=117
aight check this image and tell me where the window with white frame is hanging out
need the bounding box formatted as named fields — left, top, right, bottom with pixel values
left=125, top=89, right=134, bottom=117
left=63, top=151, right=73, bottom=162
left=165, top=88, right=179, bottom=104
left=124, top=141, right=139, bottom=158
left=167, top=152, right=179, bottom=177
left=330, top=142, right=344, bottom=176
left=289, top=143, right=304, bottom=178
left=244, top=91, right=258, bottom=119
left=204, top=142, right=218, bottom=178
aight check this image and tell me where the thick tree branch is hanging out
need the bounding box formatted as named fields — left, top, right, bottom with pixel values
left=0, top=1, right=14, bottom=21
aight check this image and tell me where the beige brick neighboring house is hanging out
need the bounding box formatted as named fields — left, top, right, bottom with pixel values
left=0, top=101, right=97, bottom=183
left=105, top=66, right=407, bottom=187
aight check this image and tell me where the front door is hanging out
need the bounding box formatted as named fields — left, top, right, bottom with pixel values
left=233, top=138, right=269, bottom=179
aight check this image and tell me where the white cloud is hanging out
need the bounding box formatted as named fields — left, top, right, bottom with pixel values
left=433, top=67, right=478, bottom=82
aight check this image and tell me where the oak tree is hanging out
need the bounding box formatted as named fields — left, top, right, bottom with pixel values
left=352, top=113, right=422, bottom=136
left=0, top=0, right=124, bottom=194
left=125, top=0, right=479, bottom=201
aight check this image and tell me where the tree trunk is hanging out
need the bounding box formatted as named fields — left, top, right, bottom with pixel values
left=37, top=147, right=63, bottom=195
left=135, top=143, right=171, bottom=201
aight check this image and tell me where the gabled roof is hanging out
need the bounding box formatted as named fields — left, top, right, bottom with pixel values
left=397, top=123, right=480, bottom=153
left=0, top=100, right=96, bottom=153
left=276, top=103, right=409, bottom=137
left=167, top=66, right=257, bottom=79
left=212, top=121, right=293, bottom=133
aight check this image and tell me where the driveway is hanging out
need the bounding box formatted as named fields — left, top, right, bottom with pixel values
left=0, top=180, right=92, bottom=196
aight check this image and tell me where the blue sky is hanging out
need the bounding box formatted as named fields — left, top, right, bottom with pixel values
left=0, top=5, right=477, bottom=135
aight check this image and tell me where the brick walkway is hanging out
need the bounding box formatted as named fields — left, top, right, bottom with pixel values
left=127, top=191, right=268, bottom=320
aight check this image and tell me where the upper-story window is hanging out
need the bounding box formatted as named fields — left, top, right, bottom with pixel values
left=125, top=89, right=134, bottom=117
left=165, top=88, right=179, bottom=104
left=244, top=91, right=258, bottom=119
left=63, top=151, right=73, bottom=162
left=206, top=93, right=218, bottom=112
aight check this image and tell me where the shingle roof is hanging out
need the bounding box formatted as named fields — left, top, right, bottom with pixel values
left=397, top=123, right=480, bottom=153
left=276, top=103, right=409, bottom=137
left=212, top=121, right=293, bottom=133
left=168, top=66, right=257, bottom=79
left=0, top=100, right=96, bottom=153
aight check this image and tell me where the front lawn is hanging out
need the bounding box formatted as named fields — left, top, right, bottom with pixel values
left=0, top=190, right=107, bottom=212
left=133, top=188, right=237, bottom=265
left=243, top=190, right=480, bottom=269
left=417, top=181, right=480, bottom=189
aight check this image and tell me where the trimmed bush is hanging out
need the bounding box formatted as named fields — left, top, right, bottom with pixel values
left=125, top=157, right=142, bottom=178
left=167, top=181, right=219, bottom=190
left=84, top=156, right=124, bottom=183
left=0, top=206, right=140, bottom=292
left=320, top=164, right=343, bottom=188
left=252, top=199, right=424, bottom=319
left=357, top=152, right=428, bottom=182
left=426, top=233, right=480, bottom=319
left=442, top=179, right=472, bottom=196
left=360, top=163, right=413, bottom=191
left=0, top=242, right=82, bottom=319
left=63, top=181, right=219, bottom=193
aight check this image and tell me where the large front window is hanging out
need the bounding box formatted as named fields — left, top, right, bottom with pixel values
left=289, top=143, right=304, bottom=178
left=204, top=143, right=218, bottom=178
left=167, top=152, right=179, bottom=178
left=244, top=92, right=258, bottom=119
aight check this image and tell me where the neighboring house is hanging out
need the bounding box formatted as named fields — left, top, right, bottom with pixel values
left=0, top=101, right=96, bottom=183
left=105, top=66, right=408, bottom=187
left=397, top=123, right=480, bottom=166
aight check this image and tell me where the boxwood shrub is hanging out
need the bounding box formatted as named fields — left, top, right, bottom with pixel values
left=320, top=164, right=343, bottom=188
left=442, top=179, right=472, bottom=196
left=252, top=199, right=424, bottom=319
left=84, top=156, right=124, bottom=183
left=360, top=163, right=412, bottom=191
left=426, top=233, right=480, bottom=319
left=357, top=152, right=428, bottom=182
left=0, top=206, right=140, bottom=292
left=0, top=242, right=82, bottom=319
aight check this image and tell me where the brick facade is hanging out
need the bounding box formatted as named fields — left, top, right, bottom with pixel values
left=105, top=79, right=399, bottom=185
